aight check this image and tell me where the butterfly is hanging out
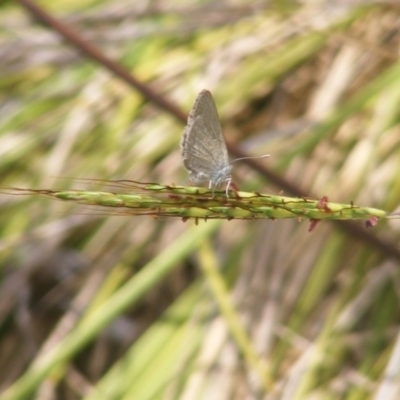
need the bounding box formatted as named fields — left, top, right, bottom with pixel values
left=181, top=90, right=269, bottom=196
left=181, top=90, right=232, bottom=195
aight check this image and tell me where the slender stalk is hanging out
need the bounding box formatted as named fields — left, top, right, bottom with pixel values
left=2, top=182, right=387, bottom=223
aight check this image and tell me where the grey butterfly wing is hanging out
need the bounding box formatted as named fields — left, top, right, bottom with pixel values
left=181, top=90, right=231, bottom=185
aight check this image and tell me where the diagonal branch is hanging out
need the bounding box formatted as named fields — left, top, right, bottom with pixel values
left=18, top=0, right=400, bottom=262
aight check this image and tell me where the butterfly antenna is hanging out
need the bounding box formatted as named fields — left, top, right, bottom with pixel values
left=231, top=154, right=270, bottom=164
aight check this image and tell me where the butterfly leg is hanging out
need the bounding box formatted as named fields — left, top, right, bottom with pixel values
left=225, top=177, right=232, bottom=197
left=209, top=180, right=216, bottom=198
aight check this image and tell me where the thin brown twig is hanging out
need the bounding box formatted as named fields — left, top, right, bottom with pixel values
left=17, top=0, right=400, bottom=261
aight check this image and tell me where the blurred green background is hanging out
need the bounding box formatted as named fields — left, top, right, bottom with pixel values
left=1, top=1, right=400, bottom=399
